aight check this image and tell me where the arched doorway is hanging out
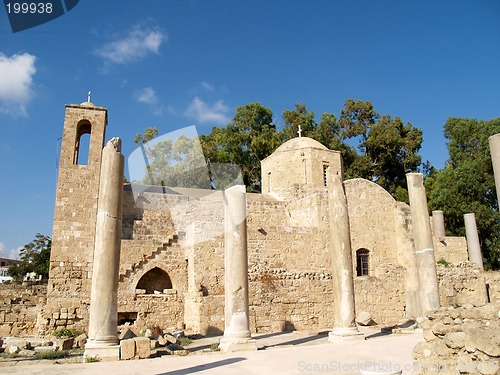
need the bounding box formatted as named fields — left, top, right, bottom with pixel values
left=136, top=267, right=173, bottom=294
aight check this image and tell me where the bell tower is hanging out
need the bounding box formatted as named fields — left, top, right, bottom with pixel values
left=45, top=100, right=107, bottom=331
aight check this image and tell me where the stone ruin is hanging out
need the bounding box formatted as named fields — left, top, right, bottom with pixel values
left=0, top=101, right=499, bottom=367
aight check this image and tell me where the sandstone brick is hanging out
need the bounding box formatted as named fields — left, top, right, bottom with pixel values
left=444, top=332, right=465, bottom=349
left=55, top=338, right=74, bottom=351
left=464, top=327, right=500, bottom=357
left=120, top=338, right=135, bottom=360
left=134, top=337, right=150, bottom=359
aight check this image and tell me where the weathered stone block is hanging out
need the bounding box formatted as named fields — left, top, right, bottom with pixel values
left=120, top=338, right=135, bottom=360
left=34, top=346, right=56, bottom=353
left=74, top=333, right=87, bottom=349
left=444, top=332, right=465, bottom=349
left=118, top=328, right=136, bottom=341
left=134, top=337, right=150, bottom=359
left=431, top=321, right=459, bottom=336
left=6, top=345, right=20, bottom=354
left=55, top=337, right=74, bottom=351
left=465, top=327, right=500, bottom=357
left=355, top=311, right=373, bottom=326
left=163, top=334, right=176, bottom=345
left=5, top=338, right=30, bottom=349
left=18, top=349, right=35, bottom=357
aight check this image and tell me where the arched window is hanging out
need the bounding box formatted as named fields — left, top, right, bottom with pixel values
left=136, top=267, right=173, bottom=294
left=356, top=249, right=370, bottom=276
left=74, top=121, right=92, bottom=165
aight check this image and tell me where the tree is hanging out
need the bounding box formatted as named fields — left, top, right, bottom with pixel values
left=338, top=98, right=379, bottom=150
left=8, top=233, right=51, bottom=282
left=201, top=102, right=282, bottom=191
left=281, top=103, right=360, bottom=178
left=133, top=127, right=211, bottom=188
left=427, top=117, right=500, bottom=269
left=282, top=103, right=317, bottom=141
left=134, top=100, right=423, bottom=198
left=281, top=100, right=423, bottom=199
left=338, top=99, right=423, bottom=198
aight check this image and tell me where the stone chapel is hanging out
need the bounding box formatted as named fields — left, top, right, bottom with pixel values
left=44, top=100, right=488, bottom=336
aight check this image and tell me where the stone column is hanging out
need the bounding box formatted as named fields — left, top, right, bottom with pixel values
left=432, top=210, right=446, bottom=239
left=327, top=170, right=363, bottom=342
left=219, top=185, right=257, bottom=352
left=406, top=173, right=440, bottom=316
left=488, top=133, right=500, bottom=201
left=84, top=138, right=124, bottom=361
left=464, top=213, right=484, bottom=270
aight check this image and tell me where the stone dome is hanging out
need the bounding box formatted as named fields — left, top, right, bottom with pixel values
left=274, top=137, right=328, bottom=153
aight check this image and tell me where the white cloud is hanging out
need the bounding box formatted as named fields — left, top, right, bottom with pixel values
left=135, top=86, right=164, bottom=115
left=200, top=81, right=214, bottom=91
left=0, top=242, right=21, bottom=260
left=0, top=53, right=36, bottom=116
left=184, top=97, right=230, bottom=125
left=135, top=87, right=158, bottom=105
left=95, top=25, right=167, bottom=65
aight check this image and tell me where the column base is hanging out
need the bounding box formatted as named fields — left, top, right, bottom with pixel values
left=84, top=341, right=120, bottom=361
left=218, top=337, right=257, bottom=352
left=328, top=327, right=364, bottom=342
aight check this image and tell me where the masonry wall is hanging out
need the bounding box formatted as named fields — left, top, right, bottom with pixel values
left=110, top=176, right=448, bottom=334
left=44, top=104, right=107, bottom=333
left=484, top=271, right=500, bottom=302
left=437, top=263, right=488, bottom=307
left=41, top=109, right=482, bottom=339
left=413, top=303, right=500, bottom=374
left=0, top=284, right=46, bottom=336
left=354, top=264, right=407, bottom=324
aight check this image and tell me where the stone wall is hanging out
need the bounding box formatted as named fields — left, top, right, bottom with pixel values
left=45, top=104, right=108, bottom=332
left=260, top=137, right=342, bottom=197
left=484, top=271, right=500, bottom=303
left=111, top=177, right=460, bottom=334
left=354, top=264, right=407, bottom=324
left=43, top=106, right=479, bottom=340
left=413, top=303, right=500, bottom=374
left=0, top=284, right=46, bottom=336
left=437, top=263, right=488, bottom=308
left=434, top=237, right=469, bottom=265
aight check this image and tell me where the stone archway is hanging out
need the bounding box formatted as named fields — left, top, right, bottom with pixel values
left=136, top=267, right=173, bottom=294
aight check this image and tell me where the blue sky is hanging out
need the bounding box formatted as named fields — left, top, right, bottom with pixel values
left=0, top=0, right=499, bottom=258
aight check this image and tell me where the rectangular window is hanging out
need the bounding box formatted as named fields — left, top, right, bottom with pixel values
left=323, top=164, right=329, bottom=187
left=356, top=249, right=370, bottom=276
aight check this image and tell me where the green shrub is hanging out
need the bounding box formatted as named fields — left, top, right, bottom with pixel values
left=437, top=258, right=451, bottom=267
left=52, top=328, right=81, bottom=338
left=85, top=355, right=101, bottom=363
left=177, top=336, right=193, bottom=346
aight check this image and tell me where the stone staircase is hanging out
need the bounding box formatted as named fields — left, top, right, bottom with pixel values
left=119, top=233, right=179, bottom=282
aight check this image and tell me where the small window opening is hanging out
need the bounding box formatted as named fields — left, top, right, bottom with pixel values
left=267, top=172, right=272, bottom=193
left=74, top=121, right=92, bottom=165
left=323, top=164, right=329, bottom=187
left=356, top=249, right=370, bottom=276
left=117, top=312, right=138, bottom=325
